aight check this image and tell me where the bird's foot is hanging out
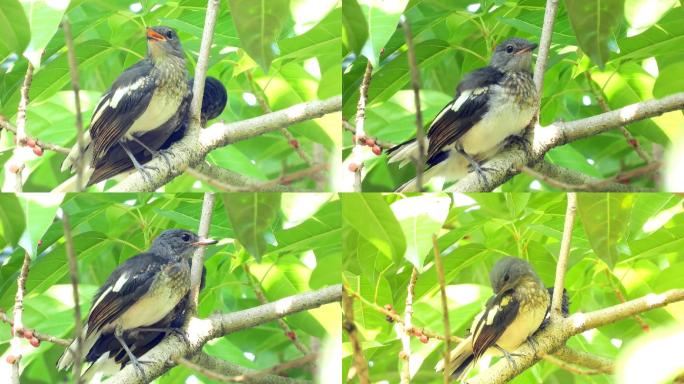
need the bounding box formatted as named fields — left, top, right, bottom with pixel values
left=152, top=148, right=174, bottom=170
left=503, top=134, right=531, bottom=152
left=526, top=336, right=539, bottom=356
left=493, top=344, right=522, bottom=371
left=115, top=328, right=147, bottom=381
left=467, top=162, right=496, bottom=185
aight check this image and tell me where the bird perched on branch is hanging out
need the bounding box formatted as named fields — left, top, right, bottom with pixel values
left=435, top=257, right=549, bottom=381
left=56, top=229, right=216, bottom=380
left=388, top=37, right=538, bottom=191
left=61, top=26, right=191, bottom=188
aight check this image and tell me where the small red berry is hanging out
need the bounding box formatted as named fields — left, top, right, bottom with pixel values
left=26, top=138, right=36, bottom=148
left=289, top=139, right=300, bottom=149
left=286, top=331, right=296, bottom=341
left=32, top=146, right=43, bottom=156
left=413, top=328, right=423, bottom=337
left=29, top=337, right=40, bottom=348
left=23, top=330, right=33, bottom=339
left=384, top=304, right=393, bottom=311
left=6, top=355, right=17, bottom=364
left=420, top=335, right=429, bottom=344
left=372, top=145, right=382, bottom=156
left=365, top=138, right=376, bottom=147
left=348, top=163, right=359, bottom=172
left=628, top=139, right=638, bottom=147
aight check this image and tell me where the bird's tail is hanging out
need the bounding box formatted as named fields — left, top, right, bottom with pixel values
left=435, top=334, right=475, bottom=382
left=387, top=138, right=426, bottom=168
left=56, top=325, right=98, bottom=372
left=61, top=131, right=93, bottom=173
left=52, top=167, right=95, bottom=192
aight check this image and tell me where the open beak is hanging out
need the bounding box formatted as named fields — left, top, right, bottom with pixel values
left=516, top=42, right=538, bottom=55
left=192, top=238, right=218, bottom=247
left=146, top=28, right=166, bottom=42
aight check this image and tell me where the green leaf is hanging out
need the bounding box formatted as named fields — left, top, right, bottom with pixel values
left=21, top=0, right=70, bottom=68
left=0, top=194, right=25, bottom=246
left=278, top=6, right=340, bottom=61
left=357, top=0, right=408, bottom=66
left=577, top=193, right=633, bottom=267
left=18, top=194, right=63, bottom=258
left=342, top=0, right=368, bottom=55
left=341, top=193, right=405, bottom=261
left=228, top=0, right=290, bottom=72
left=0, top=0, right=30, bottom=60
left=653, top=62, right=684, bottom=98
left=565, top=0, right=623, bottom=68
left=390, top=195, right=450, bottom=270
left=222, top=193, right=281, bottom=261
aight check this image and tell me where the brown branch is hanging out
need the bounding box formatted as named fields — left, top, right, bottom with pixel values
left=553, top=346, right=613, bottom=374
left=0, top=119, right=70, bottom=154
left=400, top=268, right=418, bottom=384
left=343, top=120, right=394, bottom=150
left=552, top=192, right=576, bottom=315
left=188, top=352, right=312, bottom=383
left=62, top=213, right=83, bottom=384
left=0, top=311, right=70, bottom=346
left=543, top=354, right=606, bottom=375
left=186, top=163, right=290, bottom=192
left=521, top=161, right=661, bottom=191
left=244, top=264, right=311, bottom=355
left=342, top=287, right=370, bottom=384
left=533, top=0, right=559, bottom=96
left=432, top=235, right=450, bottom=384
left=10, top=62, right=35, bottom=192
left=401, top=17, right=425, bottom=191
left=9, top=252, right=31, bottom=383
left=531, top=161, right=654, bottom=192
left=62, top=19, right=86, bottom=192
left=352, top=60, right=374, bottom=191
left=189, top=192, right=215, bottom=317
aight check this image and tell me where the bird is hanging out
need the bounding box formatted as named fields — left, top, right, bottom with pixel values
left=78, top=267, right=207, bottom=382
left=435, top=257, right=550, bottom=381
left=387, top=37, right=538, bottom=191
left=83, top=76, right=228, bottom=186
left=60, top=26, right=190, bottom=189
left=56, top=229, right=217, bottom=379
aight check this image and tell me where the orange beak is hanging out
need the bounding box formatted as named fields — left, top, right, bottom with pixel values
left=146, top=28, right=166, bottom=41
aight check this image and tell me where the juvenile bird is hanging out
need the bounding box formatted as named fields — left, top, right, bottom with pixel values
left=56, top=229, right=216, bottom=379
left=388, top=38, right=538, bottom=191
left=435, top=257, right=549, bottom=381
left=61, top=26, right=190, bottom=188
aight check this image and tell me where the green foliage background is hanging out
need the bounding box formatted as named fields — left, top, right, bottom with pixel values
left=342, top=0, right=684, bottom=191
left=0, top=192, right=341, bottom=382
left=342, top=193, right=684, bottom=383
left=0, top=0, right=341, bottom=191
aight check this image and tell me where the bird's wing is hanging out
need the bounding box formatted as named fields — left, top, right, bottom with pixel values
left=88, top=60, right=156, bottom=166
left=426, top=67, right=503, bottom=165
left=470, top=290, right=520, bottom=360
left=85, top=252, right=164, bottom=336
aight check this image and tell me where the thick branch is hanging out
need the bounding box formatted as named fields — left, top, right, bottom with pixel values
left=106, top=285, right=341, bottom=384
left=189, top=193, right=215, bottom=316
left=450, top=92, right=684, bottom=191
left=108, top=96, right=341, bottom=192
left=469, top=289, right=684, bottom=384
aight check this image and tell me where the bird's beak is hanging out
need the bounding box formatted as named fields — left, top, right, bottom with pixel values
left=192, top=238, right=218, bottom=247
left=146, top=28, right=166, bottom=42
left=516, top=42, right=538, bottom=55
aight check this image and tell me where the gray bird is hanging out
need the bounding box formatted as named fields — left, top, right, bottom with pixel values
left=435, top=257, right=549, bottom=381
left=61, top=26, right=190, bottom=189
left=388, top=38, right=538, bottom=191
left=56, top=229, right=216, bottom=379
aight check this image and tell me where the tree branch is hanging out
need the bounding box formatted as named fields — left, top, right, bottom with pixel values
left=352, top=60, right=374, bottom=191
left=551, top=193, right=576, bottom=315
left=401, top=17, right=425, bottom=191
left=449, top=92, right=684, bottom=192
left=531, top=161, right=654, bottom=192
left=107, top=96, right=341, bottom=192
left=189, top=192, right=215, bottom=316
left=432, top=235, right=450, bottom=384
left=469, top=289, right=684, bottom=384
left=9, top=252, right=31, bottom=383
left=62, top=19, right=86, bottom=192
left=62, top=212, right=83, bottom=384
left=191, top=352, right=311, bottom=384
left=342, top=287, right=370, bottom=384
left=105, top=285, right=341, bottom=383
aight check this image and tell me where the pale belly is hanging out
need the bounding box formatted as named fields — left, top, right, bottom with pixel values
left=496, top=300, right=547, bottom=350
left=125, top=91, right=182, bottom=138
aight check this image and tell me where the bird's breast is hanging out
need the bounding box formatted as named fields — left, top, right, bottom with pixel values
left=496, top=284, right=549, bottom=350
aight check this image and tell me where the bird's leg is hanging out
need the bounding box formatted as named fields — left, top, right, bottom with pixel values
left=503, top=134, right=531, bottom=152
left=455, top=146, right=495, bottom=184
left=114, top=327, right=147, bottom=381
left=118, top=141, right=154, bottom=183
left=128, top=136, right=173, bottom=169
left=131, top=326, right=189, bottom=344
left=526, top=335, right=540, bottom=356
left=493, top=344, right=522, bottom=370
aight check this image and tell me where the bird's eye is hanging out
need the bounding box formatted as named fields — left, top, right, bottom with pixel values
left=506, top=45, right=514, bottom=53
left=165, top=30, right=174, bottom=39
left=504, top=274, right=510, bottom=281
left=181, top=233, right=191, bottom=242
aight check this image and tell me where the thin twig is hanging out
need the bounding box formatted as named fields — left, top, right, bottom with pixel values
left=584, top=71, right=652, bottom=163
left=0, top=311, right=70, bottom=346
left=62, top=19, right=86, bottom=192
left=401, top=17, right=425, bottom=191
left=520, top=162, right=661, bottom=191
left=432, top=235, right=450, bottom=384
left=342, top=287, right=370, bottom=384
left=244, top=264, right=311, bottom=355
left=189, top=192, right=215, bottom=316
left=0, top=119, right=70, bottom=154
left=553, top=346, right=614, bottom=373
left=603, top=269, right=650, bottom=332
left=191, top=352, right=312, bottom=384
left=11, top=62, right=35, bottom=192
left=552, top=193, right=576, bottom=315
left=343, top=120, right=394, bottom=149
left=533, top=0, right=559, bottom=96
left=543, top=354, right=606, bottom=375
left=531, top=161, right=654, bottom=192
left=401, top=268, right=418, bottom=384
left=9, top=252, right=31, bottom=383
left=187, top=163, right=290, bottom=192
left=177, top=354, right=316, bottom=383
left=62, top=213, right=83, bottom=384
left=353, top=60, right=374, bottom=191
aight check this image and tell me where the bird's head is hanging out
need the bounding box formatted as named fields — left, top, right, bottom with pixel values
left=151, top=229, right=217, bottom=258
left=146, top=26, right=184, bottom=60
left=489, top=256, right=541, bottom=294
left=489, top=38, right=537, bottom=72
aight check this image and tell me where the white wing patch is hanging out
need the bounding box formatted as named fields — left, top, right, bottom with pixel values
left=110, top=78, right=147, bottom=109
left=91, top=286, right=112, bottom=311
left=112, top=273, right=128, bottom=293
left=450, top=90, right=472, bottom=113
